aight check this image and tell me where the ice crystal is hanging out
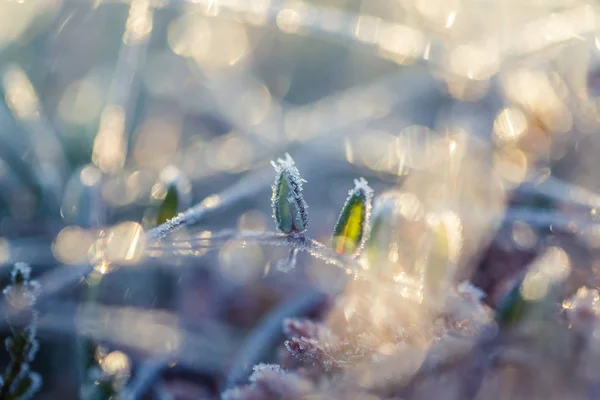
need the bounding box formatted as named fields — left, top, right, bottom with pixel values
left=222, top=364, right=313, bottom=400
left=284, top=337, right=339, bottom=372
left=248, top=363, right=285, bottom=382
left=283, top=318, right=339, bottom=344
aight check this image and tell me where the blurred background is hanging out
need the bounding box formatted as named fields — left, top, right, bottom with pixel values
left=3, top=0, right=600, bottom=398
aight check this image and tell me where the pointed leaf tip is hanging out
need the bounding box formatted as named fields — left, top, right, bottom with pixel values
left=156, top=184, right=179, bottom=226
left=146, top=166, right=191, bottom=228
left=271, top=154, right=308, bottom=234
left=332, top=178, right=373, bottom=257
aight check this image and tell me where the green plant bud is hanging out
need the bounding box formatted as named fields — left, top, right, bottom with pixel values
left=332, top=178, right=373, bottom=257
left=271, top=153, right=308, bottom=234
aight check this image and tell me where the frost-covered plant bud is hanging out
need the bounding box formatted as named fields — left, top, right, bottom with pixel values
left=271, top=153, right=308, bottom=235
left=0, top=262, right=42, bottom=400
left=332, top=178, right=373, bottom=257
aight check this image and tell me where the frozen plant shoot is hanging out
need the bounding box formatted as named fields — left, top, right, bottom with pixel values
left=332, top=178, right=373, bottom=257
left=268, top=154, right=374, bottom=272
left=271, top=153, right=308, bottom=235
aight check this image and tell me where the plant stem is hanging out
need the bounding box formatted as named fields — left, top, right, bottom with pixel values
left=147, top=229, right=364, bottom=273
left=0, top=358, right=23, bottom=399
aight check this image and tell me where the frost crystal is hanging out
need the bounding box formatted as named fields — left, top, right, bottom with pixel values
left=456, top=281, right=486, bottom=302
left=223, top=364, right=313, bottom=400
left=283, top=318, right=339, bottom=344
left=249, top=363, right=285, bottom=382
left=332, top=178, right=373, bottom=257
left=284, top=337, right=339, bottom=371
left=271, top=153, right=308, bottom=234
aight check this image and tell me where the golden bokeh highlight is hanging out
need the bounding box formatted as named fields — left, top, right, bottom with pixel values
left=168, top=14, right=251, bottom=70
left=108, top=222, right=144, bottom=264
left=201, top=194, right=221, bottom=209
left=377, top=24, right=425, bottom=64
left=237, top=210, right=268, bottom=232
left=133, top=117, right=182, bottom=171
left=123, top=0, right=153, bottom=44
left=0, top=3, right=33, bottom=46
left=521, top=247, right=571, bottom=301
left=53, top=226, right=97, bottom=265
left=0, top=239, right=10, bottom=265
left=494, top=108, right=528, bottom=143
left=449, top=44, right=499, bottom=81
left=511, top=221, right=538, bottom=250
left=493, top=147, right=529, bottom=185
left=219, top=240, right=265, bottom=284
left=100, top=351, right=131, bottom=377
left=58, top=76, right=105, bottom=126
left=3, top=66, right=40, bottom=120
left=276, top=8, right=303, bottom=34
left=205, top=133, right=255, bottom=173
left=354, top=14, right=381, bottom=44
left=80, top=165, right=103, bottom=188
left=92, top=105, right=127, bottom=174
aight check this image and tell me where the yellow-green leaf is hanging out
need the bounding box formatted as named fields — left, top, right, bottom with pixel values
left=332, top=178, right=372, bottom=257
left=156, top=184, right=179, bottom=226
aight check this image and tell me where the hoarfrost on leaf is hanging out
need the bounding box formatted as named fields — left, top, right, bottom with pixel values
left=271, top=153, right=308, bottom=234
left=283, top=318, right=339, bottom=345
left=285, top=337, right=339, bottom=371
